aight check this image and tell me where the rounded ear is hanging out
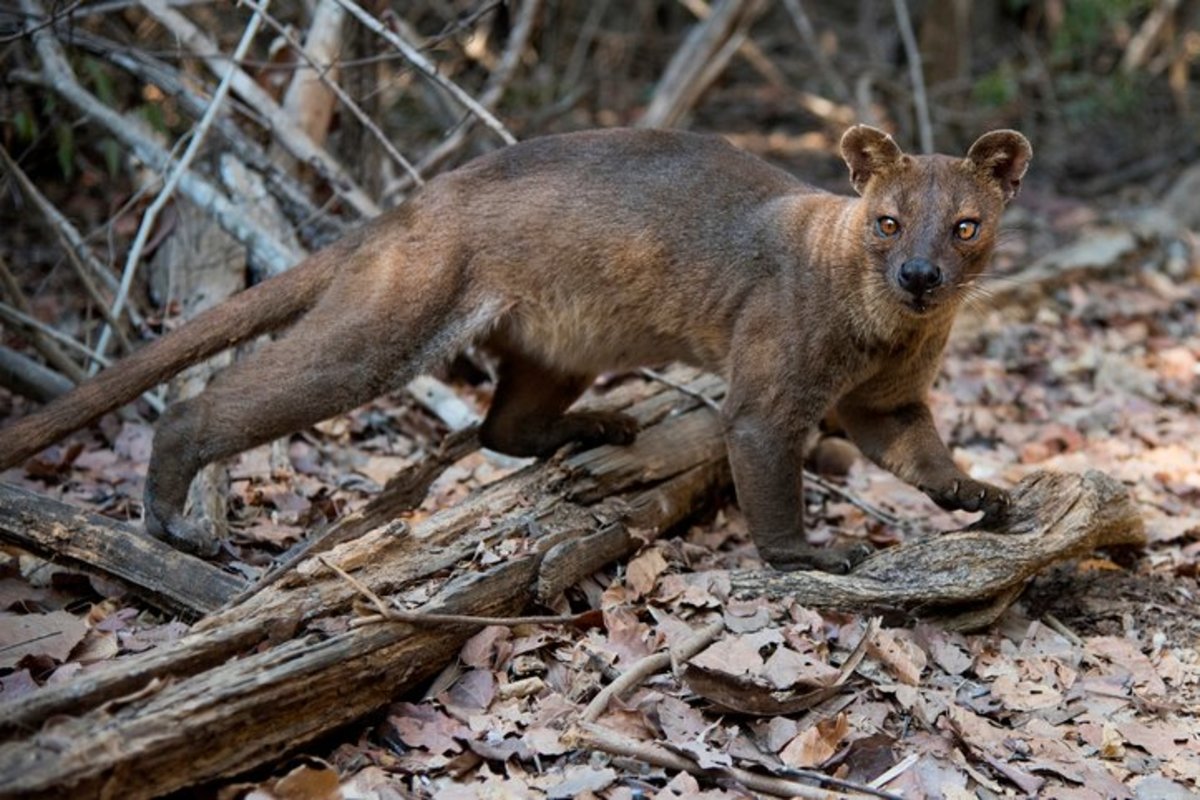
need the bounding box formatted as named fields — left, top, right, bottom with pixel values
left=840, top=125, right=904, bottom=195
left=965, top=130, right=1032, bottom=203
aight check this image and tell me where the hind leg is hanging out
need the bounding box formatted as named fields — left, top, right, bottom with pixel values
left=145, top=339, right=387, bottom=554
left=144, top=300, right=444, bottom=554
left=479, top=354, right=638, bottom=458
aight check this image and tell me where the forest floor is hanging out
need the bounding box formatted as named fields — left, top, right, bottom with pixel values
left=2, top=143, right=1199, bottom=799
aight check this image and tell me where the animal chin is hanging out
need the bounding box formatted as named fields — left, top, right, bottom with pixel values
left=886, top=284, right=937, bottom=315
left=904, top=297, right=933, bottom=314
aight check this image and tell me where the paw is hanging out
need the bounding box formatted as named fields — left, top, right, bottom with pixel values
left=922, top=477, right=1010, bottom=524
left=568, top=411, right=640, bottom=449
left=758, top=542, right=873, bottom=574
left=146, top=513, right=220, bottom=558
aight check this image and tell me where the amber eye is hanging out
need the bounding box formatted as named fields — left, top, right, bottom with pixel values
left=955, top=219, right=980, bottom=241
left=875, top=216, right=900, bottom=237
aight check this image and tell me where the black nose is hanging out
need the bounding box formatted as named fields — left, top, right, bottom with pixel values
left=897, top=258, right=942, bottom=295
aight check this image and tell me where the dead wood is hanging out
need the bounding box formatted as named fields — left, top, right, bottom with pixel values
left=386, top=0, right=542, bottom=198
left=140, top=0, right=380, bottom=219
left=0, top=363, right=1147, bottom=794
left=0, top=483, right=242, bottom=617
left=13, top=0, right=298, bottom=275
left=149, top=201, right=247, bottom=550
left=0, top=253, right=85, bottom=383
left=59, top=24, right=345, bottom=247
left=0, top=346, right=72, bottom=403
left=567, top=722, right=864, bottom=800
left=713, top=470, right=1146, bottom=631
left=0, top=379, right=728, bottom=798
left=639, top=0, right=766, bottom=129
left=0, top=144, right=136, bottom=350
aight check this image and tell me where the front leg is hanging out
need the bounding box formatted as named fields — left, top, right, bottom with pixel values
left=837, top=398, right=1009, bottom=524
left=724, top=404, right=870, bottom=573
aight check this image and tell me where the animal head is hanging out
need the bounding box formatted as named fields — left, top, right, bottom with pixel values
left=839, top=125, right=1031, bottom=317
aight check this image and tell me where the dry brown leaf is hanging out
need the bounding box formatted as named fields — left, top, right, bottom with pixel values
left=0, top=610, right=89, bottom=668
left=1085, top=637, right=1167, bottom=698
left=916, top=625, right=974, bottom=676
left=442, top=669, right=496, bottom=716
left=690, top=629, right=781, bottom=677
left=459, top=625, right=511, bottom=670
left=868, top=627, right=927, bottom=686
left=542, top=764, right=617, bottom=798
left=990, top=674, right=1064, bottom=711
left=778, top=712, right=849, bottom=768
left=601, top=607, right=657, bottom=666
left=387, top=703, right=469, bottom=756
left=760, top=643, right=840, bottom=690
left=269, top=761, right=342, bottom=800
left=70, top=629, right=119, bottom=665
left=625, top=547, right=668, bottom=598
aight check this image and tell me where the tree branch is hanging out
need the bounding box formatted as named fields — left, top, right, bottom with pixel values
left=333, top=0, right=516, bottom=146
left=139, top=0, right=382, bottom=219
left=15, top=0, right=298, bottom=274
left=95, top=1, right=267, bottom=361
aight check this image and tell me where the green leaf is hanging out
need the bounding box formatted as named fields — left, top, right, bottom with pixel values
left=55, top=123, right=76, bottom=180
left=13, top=110, right=38, bottom=142
left=101, top=137, right=121, bottom=178
left=82, top=57, right=116, bottom=106
left=141, top=102, right=167, bottom=135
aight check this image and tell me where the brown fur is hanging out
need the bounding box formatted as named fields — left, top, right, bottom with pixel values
left=0, top=126, right=1031, bottom=569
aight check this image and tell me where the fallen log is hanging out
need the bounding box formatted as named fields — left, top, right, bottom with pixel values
left=0, top=483, right=241, bottom=616
left=0, top=376, right=729, bottom=798
left=709, top=469, right=1147, bottom=631
left=0, top=375, right=1145, bottom=796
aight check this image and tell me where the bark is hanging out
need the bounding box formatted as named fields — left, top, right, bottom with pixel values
left=0, top=483, right=242, bottom=617
left=716, top=469, right=1146, bottom=631
left=0, top=370, right=1146, bottom=795
left=0, top=376, right=727, bottom=798
left=638, top=0, right=765, bottom=129
left=0, top=346, right=73, bottom=403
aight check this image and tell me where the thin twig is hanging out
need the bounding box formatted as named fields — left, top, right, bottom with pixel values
left=58, top=25, right=344, bottom=247
left=780, top=0, right=851, bottom=102
left=1041, top=612, right=1084, bottom=646
left=318, top=555, right=599, bottom=629
left=95, top=3, right=266, bottom=361
left=569, top=722, right=866, bottom=799
left=17, top=0, right=297, bottom=274
left=638, top=367, right=723, bottom=413
left=384, top=0, right=540, bottom=198
left=0, top=144, right=134, bottom=357
left=891, top=0, right=932, bottom=154
left=239, top=0, right=423, bottom=186
left=581, top=618, right=725, bottom=722
left=635, top=369, right=906, bottom=529
left=0, top=301, right=110, bottom=370
left=0, top=254, right=86, bottom=383
left=868, top=753, right=918, bottom=789
left=0, top=0, right=81, bottom=43
left=140, top=0, right=381, bottom=218
left=803, top=470, right=907, bottom=529
left=0, top=266, right=164, bottom=415
left=333, top=0, right=516, bottom=145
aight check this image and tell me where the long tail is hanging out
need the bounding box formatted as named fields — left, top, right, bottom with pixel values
left=0, top=249, right=340, bottom=469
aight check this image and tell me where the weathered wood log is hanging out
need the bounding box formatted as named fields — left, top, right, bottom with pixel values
left=0, top=377, right=729, bottom=799
left=0, top=369, right=1144, bottom=796
left=0, top=483, right=242, bottom=616
left=714, top=470, right=1146, bottom=630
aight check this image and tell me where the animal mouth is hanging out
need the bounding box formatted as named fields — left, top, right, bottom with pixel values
left=905, top=296, right=933, bottom=314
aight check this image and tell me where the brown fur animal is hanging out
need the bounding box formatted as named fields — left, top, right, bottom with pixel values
left=0, top=126, right=1030, bottom=571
